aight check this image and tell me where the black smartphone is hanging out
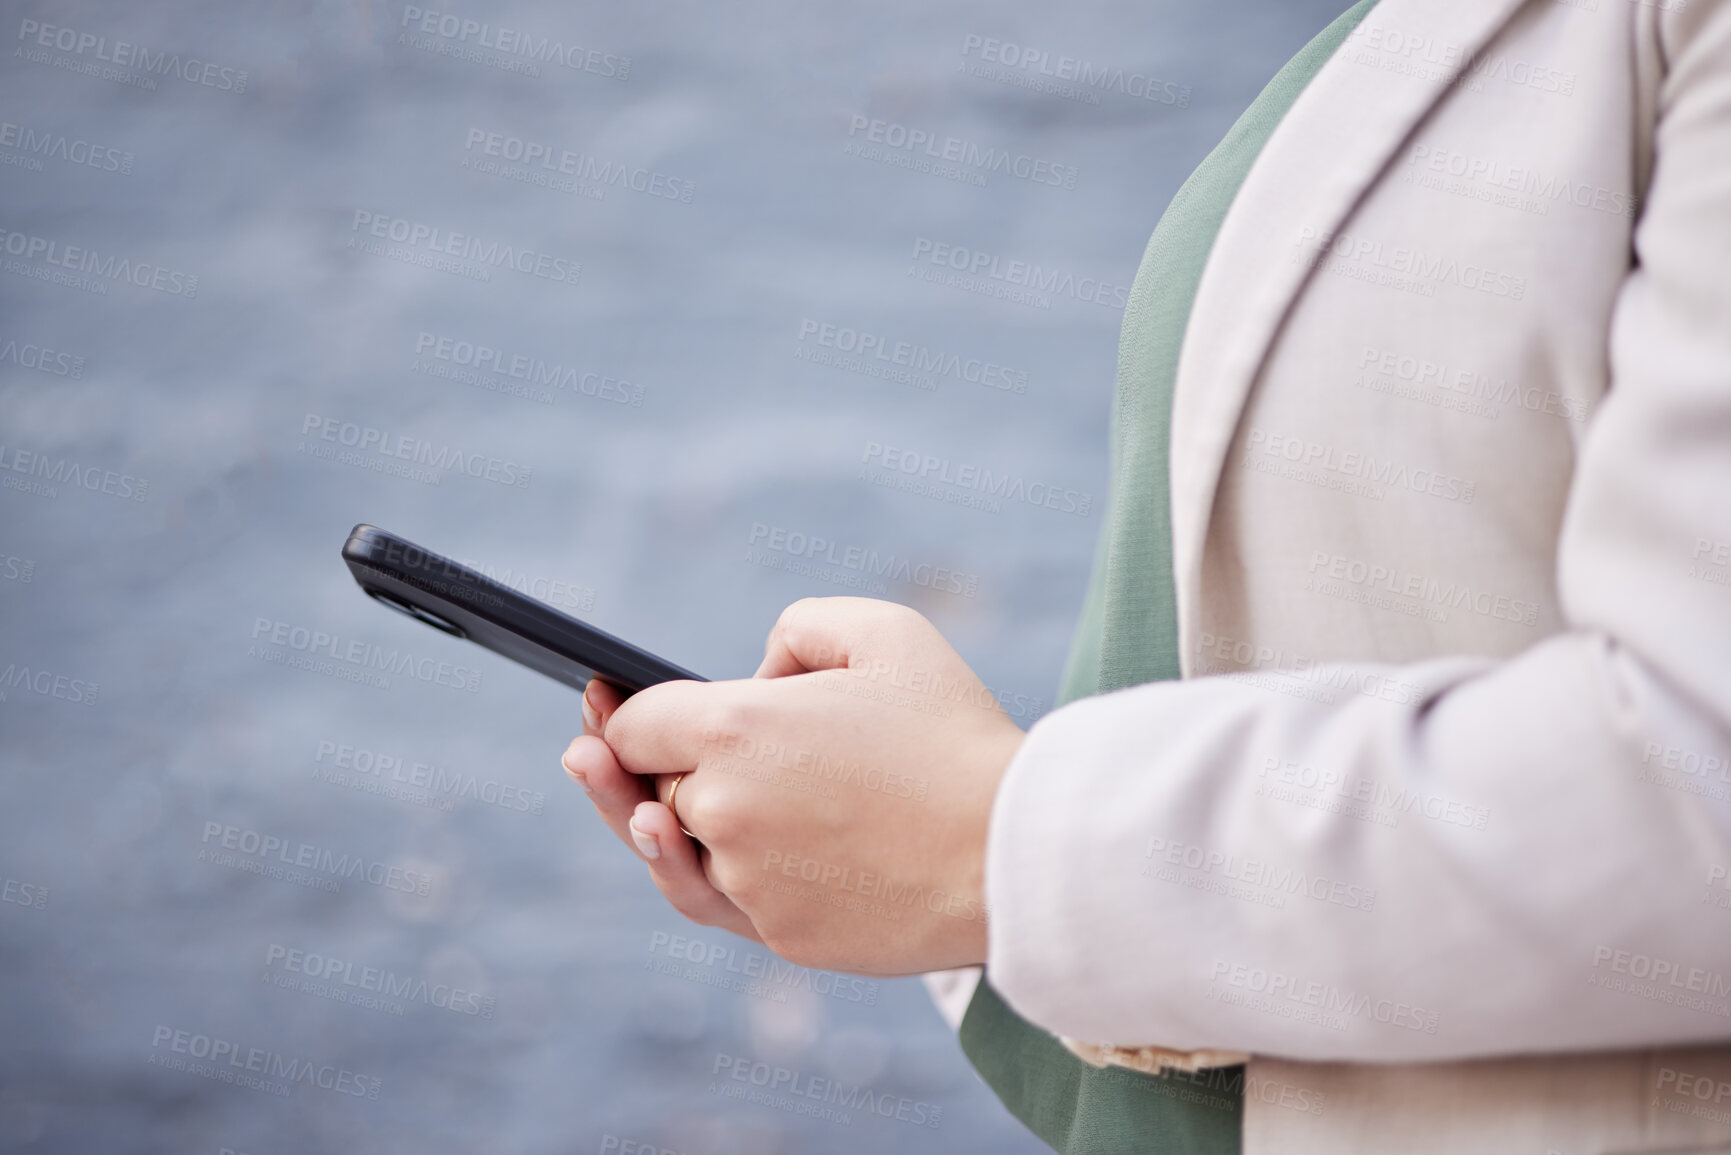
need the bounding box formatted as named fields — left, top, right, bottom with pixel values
left=341, top=524, right=706, bottom=695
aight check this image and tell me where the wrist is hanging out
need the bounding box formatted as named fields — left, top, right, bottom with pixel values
left=936, top=725, right=1025, bottom=969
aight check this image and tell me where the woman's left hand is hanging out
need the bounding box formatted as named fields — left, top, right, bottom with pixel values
left=560, top=596, right=1026, bottom=976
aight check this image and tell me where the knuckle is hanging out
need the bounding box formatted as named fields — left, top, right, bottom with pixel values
left=705, top=854, right=755, bottom=898
left=772, top=597, right=817, bottom=637
left=706, top=695, right=766, bottom=748
left=684, top=904, right=726, bottom=930
left=758, top=923, right=816, bottom=967
left=667, top=896, right=710, bottom=926
left=662, top=882, right=719, bottom=926
left=683, top=784, right=745, bottom=845
left=885, top=602, right=931, bottom=635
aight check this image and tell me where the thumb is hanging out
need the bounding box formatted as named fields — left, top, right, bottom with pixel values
left=753, top=596, right=918, bottom=678
left=602, top=678, right=716, bottom=778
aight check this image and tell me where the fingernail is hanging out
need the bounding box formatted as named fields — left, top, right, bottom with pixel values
left=581, top=693, right=600, bottom=733
left=560, top=747, right=593, bottom=793
left=628, top=820, right=661, bottom=861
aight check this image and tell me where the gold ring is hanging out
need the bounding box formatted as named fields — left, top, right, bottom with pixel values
left=667, top=772, right=697, bottom=839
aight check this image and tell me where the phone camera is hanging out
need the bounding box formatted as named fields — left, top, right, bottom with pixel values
left=366, top=588, right=466, bottom=638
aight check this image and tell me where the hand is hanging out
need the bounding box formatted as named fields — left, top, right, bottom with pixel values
left=560, top=597, right=1026, bottom=976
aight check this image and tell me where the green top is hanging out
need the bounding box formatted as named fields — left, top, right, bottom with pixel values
left=960, top=3, right=1382, bottom=1152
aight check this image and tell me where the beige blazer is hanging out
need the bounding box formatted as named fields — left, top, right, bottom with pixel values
left=946, top=0, right=1731, bottom=1150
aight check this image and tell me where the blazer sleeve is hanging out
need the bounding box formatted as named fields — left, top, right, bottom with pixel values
left=984, top=1, right=1731, bottom=1063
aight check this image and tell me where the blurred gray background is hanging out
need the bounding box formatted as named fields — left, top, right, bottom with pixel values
left=0, top=0, right=1347, bottom=1151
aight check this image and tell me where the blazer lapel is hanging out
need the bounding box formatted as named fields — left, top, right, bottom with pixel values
left=1168, top=0, right=1532, bottom=672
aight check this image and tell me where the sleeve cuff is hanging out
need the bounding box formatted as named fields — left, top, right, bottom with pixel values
left=920, top=966, right=982, bottom=1031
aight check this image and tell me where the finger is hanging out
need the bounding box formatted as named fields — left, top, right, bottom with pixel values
left=603, top=678, right=728, bottom=778
left=582, top=677, right=626, bottom=737
left=755, top=598, right=839, bottom=677
left=652, top=766, right=709, bottom=847
left=565, top=736, right=756, bottom=940
left=652, top=769, right=682, bottom=810
left=561, top=733, right=654, bottom=851
left=628, top=800, right=761, bottom=941
left=754, top=596, right=917, bottom=678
